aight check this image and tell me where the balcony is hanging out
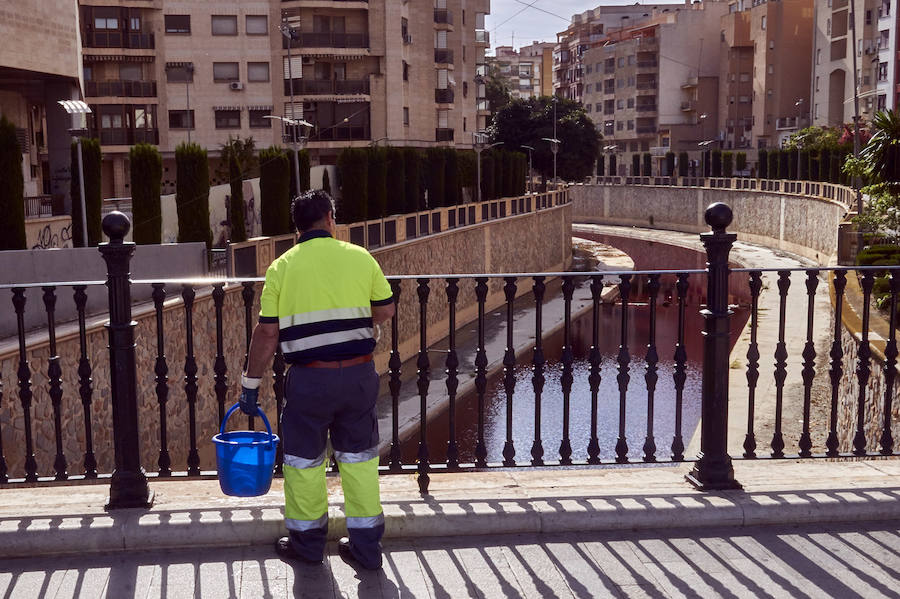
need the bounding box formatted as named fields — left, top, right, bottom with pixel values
left=283, top=79, right=370, bottom=96
left=680, top=101, right=696, bottom=111
left=92, top=127, right=159, bottom=146
left=434, top=48, right=454, bottom=64
left=309, top=124, right=370, bottom=142
left=435, top=88, right=455, bottom=104
left=476, top=99, right=489, bottom=113
left=85, top=80, right=157, bottom=98
left=434, top=9, right=453, bottom=25
left=435, top=128, right=454, bottom=142
left=650, top=146, right=669, bottom=156
left=475, top=30, right=490, bottom=44
left=636, top=125, right=656, bottom=134
left=775, top=116, right=809, bottom=130
left=635, top=104, right=657, bottom=113
left=283, top=32, right=369, bottom=49
left=83, top=31, right=154, bottom=49
left=636, top=59, right=658, bottom=70
left=636, top=81, right=657, bottom=91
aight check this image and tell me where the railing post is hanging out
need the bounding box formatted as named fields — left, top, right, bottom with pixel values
left=686, top=203, right=741, bottom=490
left=100, top=212, right=153, bottom=509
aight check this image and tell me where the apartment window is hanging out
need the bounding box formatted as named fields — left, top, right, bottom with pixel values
left=739, top=72, right=750, bottom=82
left=617, top=78, right=624, bottom=88
left=586, top=104, right=592, bottom=113
left=878, top=62, right=888, bottom=81
left=83, top=66, right=93, bottom=81
left=249, top=109, right=271, bottom=128
left=437, top=69, right=449, bottom=89
left=585, top=83, right=592, bottom=94
left=826, top=18, right=831, bottom=36
left=878, top=94, right=887, bottom=111
left=815, top=103, right=819, bottom=119
left=435, top=30, right=448, bottom=49
left=767, top=64, right=774, bottom=74
left=596, top=62, right=603, bottom=72
left=93, top=7, right=119, bottom=30
left=165, top=15, right=191, bottom=34
left=403, top=107, right=409, bottom=125
left=604, top=99, right=614, bottom=114
left=627, top=98, right=634, bottom=108
left=761, top=16, right=766, bottom=30
left=437, top=110, right=449, bottom=129
left=617, top=99, right=624, bottom=109
left=739, top=95, right=750, bottom=103
left=617, top=57, right=625, bottom=68
left=627, top=55, right=635, bottom=65
left=815, top=76, right=820, bottom=91
left=130, top=15, right=142, bottom=31
left=627, top=120, right=634, bottom=130
left=211, top=15, right=238, bottom=36
left=463, top=81, right=468, bottom=98
left=314, top=15, right=345, bottom=33
left=168, top=110, right=194, bottom=129
left=816, top=49, right=821, bottom=65
left=247, top=62, right=270, bottom=82
left=586, top=65, right=592, bottom=74
left=596, top=103, right=602, bottom=112
left=730, top=96, right=735, bottom=104
left=166, top=64, right=194, bottom=82
left=119, top=64, right=141, bottom=80
left=605, top=58, right=614, bottom=72
left=616, top=120, right=623, bottom=131
left=463, top=45, right=466, bottom=62
left=769, top=40, right=774, bottom=50
left=627, top=76, right=634, bottom=87
left=403, top=61, right=409, bottom=81
left=246, top=15, right=267, bottom=35
left=604, top=121, right=614, bottom=135
left=215, top=109, right=241, bottom=129
left=213, top=62, right=239, bottom=81
left=866, top=9, right=873, bottom=25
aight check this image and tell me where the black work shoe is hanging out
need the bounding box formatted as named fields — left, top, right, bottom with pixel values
left=338, top=537, right=382, bottom=570
left=275, top=536, right=322, bottom=565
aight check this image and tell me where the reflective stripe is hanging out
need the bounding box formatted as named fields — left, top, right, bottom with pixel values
left=284, top=451, right=326, bottom=469
left=280, top=327, right=373, bottom=354
left=279, top=306, right=372, bottom=329
left=334, top=447, right=378, bottom=463
left=285, top=514, right=328, bottom=532
left=346, top=513, right=384, bottom=529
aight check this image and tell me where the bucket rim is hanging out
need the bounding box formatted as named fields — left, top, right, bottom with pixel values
left=212, top=431, right=280, bottom=447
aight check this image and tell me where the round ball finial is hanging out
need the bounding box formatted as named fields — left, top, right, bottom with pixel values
left=102, top=211, right=131, bottom=242
left=704, top=202, right=733, bottom=233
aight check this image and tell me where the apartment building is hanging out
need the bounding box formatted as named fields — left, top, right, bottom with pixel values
left=1, top=0, right=83, bottom=207
left=812, top=0, right=898, bottom=129
left=488, top=42, right=554, bottom=100
left=78, top=0, right=490, bottom=198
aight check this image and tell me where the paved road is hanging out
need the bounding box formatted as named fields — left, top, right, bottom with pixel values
left=3, top=519, right=900, bottom=598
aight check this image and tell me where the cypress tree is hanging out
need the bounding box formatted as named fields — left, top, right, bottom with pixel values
left=444, top=147, right=459, bottom=206
left=677, top=152, right=688, bottom=177
left=642, top=152, right=652, bottom=176
left=768, top=149, right=780, bottom=179
left=609, top=154, right=617, bottom=177
left=322, top=168, right=331, bottom=195
left=227, top=150, right=247, bottom=242
left=424, top=148, right=445, bottom=208
left=787, top=148, right=798, bottom=180
left=631, top=153, right=640, bottom=176
left=259, top=146, right=291, bottom=235
left=456, top=150, right=476, bottom=201
left=778, top=149, right=790, bottom=180
left=799, top=148, right=811, bottom=181
left=481, top=152, right=495, bottom=201
left=367, top=146, right=387, bottom=218
left=70, top=137, right=103, bottom=247
left=385, top=147, right=406, bottom=215
left=597, top=155, right=605, bottom=177
left=175, top=142, right=212, bottom=250
left=758, top=149, right=769, bottom=178
left=492, top=149, right=503, bottom=198
left=336, top=148, right=367, bottom=223
left=403, top=148, right=421, bottom=212
left=288, top=150, right=311, bottom=198
left=711, top=149, right=723, bottom=177
left=665, top=152, right=675, bottom=177
left=736, top=152, right=747, bottom=174
left=0, top=115, right=26, bottom=250
left=129, top=143, right=162, bottom=245
left=820, top=148, right=832, bottom=182
left=722, top=151, right=734, bottom=177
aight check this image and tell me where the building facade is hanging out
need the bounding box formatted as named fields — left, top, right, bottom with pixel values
left=488, top=42, right=554, bottom=100
left=78, top=0, right=490, bottom=198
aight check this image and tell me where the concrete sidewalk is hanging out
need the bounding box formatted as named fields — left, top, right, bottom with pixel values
left=1, top=459, right=899, bottom=561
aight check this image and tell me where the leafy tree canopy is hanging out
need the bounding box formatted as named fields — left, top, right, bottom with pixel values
left=216, top=136, right=258, bottom=181
left=783, top=125, right=842, bottom=151
left=482, top=63, right=511, bottom=122
left=489, top=96, right=601, bottom=182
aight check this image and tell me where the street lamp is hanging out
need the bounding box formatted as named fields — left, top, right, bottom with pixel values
left=263, top=115, right=312, bottom=198
left=58, top=99, right=91, bottom=247
left=473, top=131, right=502, bottom=203
left=280, top=12, right=302, bottom=192
left=541, top=137, right=560, bottom=187
left=521, top=145, right=534, bottom=193
left=794, top=98, right=805, bottom=178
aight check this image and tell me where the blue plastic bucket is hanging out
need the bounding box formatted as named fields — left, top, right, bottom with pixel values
left=213, top=403, right=280, bottom=497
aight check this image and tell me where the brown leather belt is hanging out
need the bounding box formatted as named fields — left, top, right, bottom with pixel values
left=298, top=354, right=372, bottom=369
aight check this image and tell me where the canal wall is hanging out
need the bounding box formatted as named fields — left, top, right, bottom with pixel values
left=0, top=203, right=572, bottom=479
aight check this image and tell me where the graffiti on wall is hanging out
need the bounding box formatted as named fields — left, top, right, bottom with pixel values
left=26, top=217, right=73, bottom=249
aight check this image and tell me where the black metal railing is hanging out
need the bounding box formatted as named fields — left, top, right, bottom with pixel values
left=2, top=204, right=899, bottom=502
left=282, top=32, right=369, bottom=49
left=24, top=196, right=53, bottom=218
left=83, top=31, right=154, bottom=49
left=85, top=80, right=158, bottom=98
left=282, top=79, right=370, bottom=96
left=434, top=48, right=454, bottom=64
left=435, top=88, right=454, bottom=103
left=435, top=128, right=454, bottom=141
left=434, top=9, right=453, bottom=25
left=91, top=128, right=159, bottom=146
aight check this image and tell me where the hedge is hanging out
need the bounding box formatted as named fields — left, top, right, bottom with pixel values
left=403, top=148, right=422, bottom=212
left=492, top=149, right=504, bottom=200
left=736, top=152, right=747, bottom=173
left=768, top=149, right=780, bottom=179
left=722, top=151, right=734, bottom=177
left=424, top=148, right=446, bottom=208
left=259, top=146, right=291, bottom=235
left=367, top=147, right=387, bottom=218
left=336, top=148, right=368, bottom=223
left=711, top=149, right=722, bottom=177
left=678, top=152, right=688, bottom=177
left=174, top=142, right=212, bottom=250
left=665, top=152, right=675, bottom=177
left=444, top=148, right=459, bottom=206
left=631, top=153, right=640, bottom=176
left=778, top=149, right=790, bottom=180
left=130, top=143, right=162, bottom=245
left=786, top=148, right=798, bottom=180
left=457, top=150, right=476, bottom=199
left=481, top=152, right=495, bottom=201
left=385, top=147, right=406, bottom=216
left=0, top=115, right=25, bottom=250
left=758, top=149, right=769, bottom=179
left=642, top=152, right=652, bottom=177
left=70, top=137, right=103, bottom=247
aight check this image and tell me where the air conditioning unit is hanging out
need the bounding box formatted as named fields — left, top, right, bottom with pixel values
left=302, top=57, right=314, bottom=65
left=229, top=81, right=244, bottom=91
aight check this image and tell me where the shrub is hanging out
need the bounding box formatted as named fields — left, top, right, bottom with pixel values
left=129, top=143, right=162, bottom=245
left=175, top=142, right=212, bottom=250
left=736, top=152, right=747, bottom=174
left=259, top=146, right=291, bottom=235
left=758, top=149, right=769, bottom=178
left=609, top=154, right=617, bottom=177
left=642, top=152, right=652, bottom=176
left=711, top=149, right=723, bottom=177
left=227, top=150, right=246, bottom=242
left=0, top=115, right=25, bottom=250
left=702, top=151, right=711, bottom=177
left=768, top=149, right=780, bottom=179
left=722, top=151, right=734, bottom=177
left=631, top=153, right=640, bottom=176
left=514, top=152, right=528, bottom=195
left=502, top=150, right=517, bottom=197
left=665, top=152, right=675, bottom=177
left=444, top=148, right=459, bottom=206
left=480, top=152, right=495, bottom=201
left=336, top=148, right=368, bottom=223
left=778, top=149, right=790, bottom=180
left=424, top=148, right=445, bottom=208
left=70, top=137, right=103, bottom=247
left=367, top=147, right=387, bottom=218
left=403, top=148, right=422, bottom=212
left=385, top=147, right=406, bottom=215
left=492, top=149, right=504, bottom=198
left=678, top=152, right=688, bottom=177
left=819, top=148, right=832, bottom=182
left=597, top=155, right=605, bottom=177
left=457, top=150, right=476, bottom=200
left=786, top=148, right=798, bottom=179
left=799, top=149, right=811, bottom=181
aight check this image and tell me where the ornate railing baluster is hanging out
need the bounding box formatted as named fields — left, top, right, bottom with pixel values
left=388, top=280, right=403, bottom=471
left=615, top=275, right=632, bottom=463
left=643, top=274, right=660, bottom=462
left=241, top=282, right=256, bottom=430
left=445, top=278, right=460, bottom=470
left=474, top=277, right=489, bottom=468
left=854, top=271, right=875, bottom=455
left=880, top=270, right=899, bottom=455
left=671, top=273, right=689, bottom=461
left=13, top=288, right=37, bottom=482
left=182, top=284, right=200, bottom=476
left=273, top=348, right=285, bottom=474
left=151, top=284, right=170, bottom=477
left=799, top=270, right=819, bottom=457
left=826, top=270, right=846, bottom=457
left=502, top=277, right=518, bottom=467
left=530, top=276, right=546, bottom=466
left=74, top=286, right=97, bottom=478
left=559, top=276, right=575, bottom=465
left=42, top=287, right=67, bottom=480
left=415, top=278, right=431, bottom=494
left=770, top=271, right=790, bottom=458
left=212, top=283, right=227, bottom=425
left=587, top=275, right=603, bottom=465
left=743, top=272, right=762, bottom=458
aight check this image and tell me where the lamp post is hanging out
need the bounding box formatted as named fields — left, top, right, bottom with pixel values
left=58, top=100, right=92, bottom=247
left=794, top=98, right=804, bottom=178
left=521, top=145, right=534, bottom=193
left=473, top=131, right=502, bottom=203
left=280, top=12, right=302, bottom=190
left=263, top=115, right=312, bottom=198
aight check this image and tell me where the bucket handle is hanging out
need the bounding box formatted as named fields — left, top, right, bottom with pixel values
left=221, top=403, right=276, bottom=448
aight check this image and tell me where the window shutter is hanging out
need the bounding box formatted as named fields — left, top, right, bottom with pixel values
left=283, top=56, right=303, bottom=79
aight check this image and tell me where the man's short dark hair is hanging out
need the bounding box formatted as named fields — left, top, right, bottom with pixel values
left=291, top=190, right=336, bottom=232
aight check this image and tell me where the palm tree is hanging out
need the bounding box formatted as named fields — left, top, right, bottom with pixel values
left=860, top=109, right=900, bottom=188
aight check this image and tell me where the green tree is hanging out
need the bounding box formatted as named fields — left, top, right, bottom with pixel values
left=129, top=143, right=162, bottom=245
left=711, top=149, right=723, bottom=177
left=289, top=150, right=311, bottom=196
left=444, top=148, right=459, bottom=205
left=385, top=147, right=406, bottom=215
left=403, top=148, right=422, bottom=212
left=758, top=149, right=769, bottom=178
left=677, top=152, right=688, bottom=177
left=0, top=115, right=26, bottom=250
left=175, top=142, right=212, bottom=250
left=665, top=152, right=675, bottom=177
left=722, top=151, right=734, bottom=177
left=227, top=151, right=246, bottom=242
left=336, top=148, right=368, bottom=223
left=367, top=147, right=387, bottom=218
left=597, top=155, right=606, bottom=177
left=70, top=137, right=102, bottom=247
left=490, top=96, right=600, bottom=182
left=642, top=153, right=652, bottom=177
left=609, top=154, right=617, bottom=177
left=736, top=152, right=747, bottom=174
left=259, top=146, right=291, bottom=235
left=860, top=109, right=900, bottom=188
left=631, top=153, right=640, bottom=176
left=425, top=148, right=446, bottom=207
left=481, top=152, right=495, bottom=201
left=457, top=150, right=476, bottom=200
left=483, top=63, right=511, bottom=122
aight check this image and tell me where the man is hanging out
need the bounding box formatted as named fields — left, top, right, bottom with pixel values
left=239, top=190, right=395, bottom=570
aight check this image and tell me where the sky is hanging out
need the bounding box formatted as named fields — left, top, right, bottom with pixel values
left=485, top=0, right=686, bottom=53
